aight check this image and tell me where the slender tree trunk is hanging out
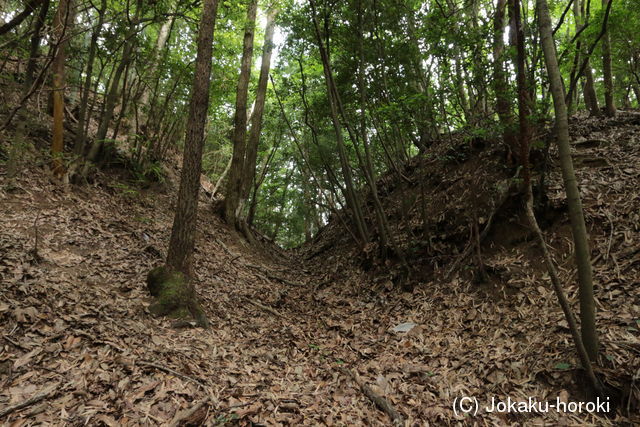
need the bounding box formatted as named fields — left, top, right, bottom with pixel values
left=601, top=0, right=616, bottom=116
left=159, top=0, right=219, bottom=328
left=309, top=0, right=368, bottom=244
left=50, top=0, right=73, bottom=178
left=493, top=0, right=517, bottom=162
left=356, top=0, right=405, bottom=265
left=75, top=0, right=107, bottom=155
left=584, top=64, right=600, bottom=115
left=137, top=14, right=175, bottom=131
left=111, top=62, right=134, bottom=141
left=241, top=7, right=277, bottom=205
left=224, top=0, right=258, bottom=225
left=83, top=0, right=141, bottom=173
left=87, top=39, right=134, bottom=159
left=511, top=0, right=531, bottom=167
left=573, top=0, right=600, bottom=116
left=24, top=0, right=50, bottom=90
left=537, top=0, right=598, bottom=360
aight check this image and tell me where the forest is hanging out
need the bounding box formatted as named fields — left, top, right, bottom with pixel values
left=0, top=0, right=639, bottom=424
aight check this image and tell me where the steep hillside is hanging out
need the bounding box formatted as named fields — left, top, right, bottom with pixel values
left=1, top=113, right=639, bottom=425
left=296, top=111, right=640, bottom=422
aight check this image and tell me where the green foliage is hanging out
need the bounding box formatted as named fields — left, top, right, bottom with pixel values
left=112, top=183, right=139, bottom=199
left=1, top=0, right=638, bottom=247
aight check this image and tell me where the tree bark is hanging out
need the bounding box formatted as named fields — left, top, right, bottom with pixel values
left=161, top=0, right=219, bottom=328
left=224, top=0, right=258, bottom=225
left=537, top=0, right=599, bottom=360
left=583, top=64, right=600, bottom=115
left=74, top=0, right=107, bottom=155
left=573, top=0, right=600, bottom=116
left=241, top=7, right=278, bottom=205
left=632, top=84, right=640, bottom=105
left=601, top=0, right=616, bottom=116
left=50, top=0, right=73, bottom=178
left=137, top=14, right=175, bottom=132
left=493, top=0, right=517, bottom=161
left=24, top=0, right=50, bottom=90
left=356, top=0, right=405, bottom=264
left=83, top=0, right=142, bottom=173
left=309, top=0, right=368, bottom=244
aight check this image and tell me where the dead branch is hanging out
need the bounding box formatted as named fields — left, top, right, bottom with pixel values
left=243, top=297, right=285, bottom=318
left=339, top=367, right=404, bottom=426
left=138, top=361, right=207, bottom=386
left=0, top=384, right=58, bottom=418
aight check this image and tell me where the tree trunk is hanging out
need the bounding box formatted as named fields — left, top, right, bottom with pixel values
left=159, top=0, right=219, bottom=329
left=309, top=0, right=368, bottom=244
left=493, top=0, right=517, bottom=162
left=356, top=0, right=405, bottom=265
left=24, top=0, right=50, bottom=90
left=50, top=0, right=73, bottom=178
left=573, top=0, right=600, bottom=116
left=510, top=0, right=531, bottom=168
left=583, top=63, right=600, bottom=116
left=537, top=0, right=599, bottom=360
left=86, top=39, right=134, bottom=160
left=74, top=0, right=107, bottom=155
left=224, top=0, right=258, bottom=225
left=83, top=1, right=141, bottom=173
left=241, top=7, right=278, bottom=205
left=137, top=14, right=175, bottom=131
left=601, top=0, right=616, bottom=116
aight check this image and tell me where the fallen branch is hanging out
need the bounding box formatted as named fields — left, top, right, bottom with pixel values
left=243, top=297, right=286, bottom=318
left=138, top=361, right=207, bottom=386
left=339, top=367, right=404, bottom=426
left=0, top=384, right=58, bottom=418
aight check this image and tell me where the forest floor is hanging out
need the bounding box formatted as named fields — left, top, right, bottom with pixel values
left=1, top=113, right=640, bottom=426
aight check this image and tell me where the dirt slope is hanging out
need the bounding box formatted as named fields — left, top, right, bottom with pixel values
left=1, top=112, right=639, bottom=425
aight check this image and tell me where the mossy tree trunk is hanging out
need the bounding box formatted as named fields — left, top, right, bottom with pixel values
left=150, top=0, right=219, bottom=328
left=537, top=0, right=599, bottom=360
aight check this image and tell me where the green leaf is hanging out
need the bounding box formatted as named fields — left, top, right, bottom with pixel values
left=554, top=362, right=572, bottom=370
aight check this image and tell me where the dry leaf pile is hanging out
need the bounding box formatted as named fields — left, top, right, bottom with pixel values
left=1, top=112, right=639, bottom=425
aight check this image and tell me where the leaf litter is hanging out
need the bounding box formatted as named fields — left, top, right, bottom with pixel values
left=0, top=112, right=639, bottom=425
